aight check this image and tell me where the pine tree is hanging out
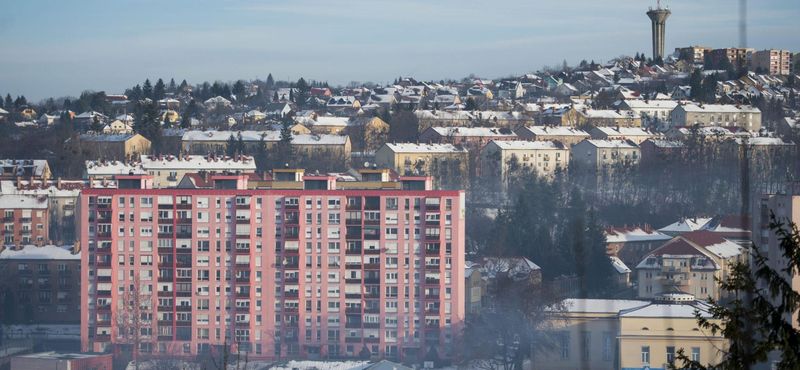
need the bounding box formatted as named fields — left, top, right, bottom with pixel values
left=14, top=95, right=27, bottom=107
left=233, top=80, right=246, bottom=101
left=90, top=116, right=104, bottom=132
left=142, top=79, right=153, bottom=99
left=237, top=132, right=245, bottom=154
left=635, top=52, right=640, bottom=61
left=168, top=78, right=176, bottom=93
left=226, top=134, right=238, bottom=157
left=179, top=79, right=188, bottom=91
left=266, top=73, right=275, bottom=88
left=154, top=78, right=166, bottom=101
left=273, top=91, right=279, bottom=101
left=295, top=77, right=310, bottom=108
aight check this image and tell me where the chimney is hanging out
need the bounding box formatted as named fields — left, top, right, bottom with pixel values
left=102, top=177, right=107, bottom=187
left=205, top=171, right=211, bottom=184
left=16, top=176, right=21, bottom=190
left=57, top=177, right=62, bottom=188
left=73, top=240, right=81, bottom=254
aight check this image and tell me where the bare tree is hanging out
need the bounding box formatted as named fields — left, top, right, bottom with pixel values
left=114, top=272, right=154, bottom=370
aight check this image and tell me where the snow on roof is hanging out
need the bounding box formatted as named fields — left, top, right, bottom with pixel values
left=582, top=139, right=639, bottom=149
left=679, top=104, right=760, bottom=113
left=0, top=245, right=79, bottom=260
left=519, top=126, right=590, bottom=137
left=181, top=130, right=347, bottom=146
left=610, top=256, right=631, bottom=274
left=384, top=143, right=467, bottom=154
left=414, top=110, right=473, bottom=121
left=0, top=108, right=8, bottom=114
left=0, top=194, right=48, bottom=209
left=604, top=226, right=671, bottom=243
left=86, top=160, right=146, bottom=176
left=490, top=140, right=566, bottom=150
left=76, top=133, right=139, bottom=142
left=308, top=116, right=352, bottom=127
left=140, top=154, right=257, bottom=171
left=703, top=240, right=746, bottom=259
left=430, top=127, right=516, bottom=137
left=265, top=360, right=371, bottom=370
left=731, top=137, right=794, bottom=146
left=619, top=301, right=713, bottom=318
left=593, top=126, right=657, bottom=137
left=579, top=109, right=639, bottom=119
left=561, top=299, right=649, bottom=314
left=645, top=139, right=685, bottom=148
left=476, top=256, right=541, bottom=280
left=0, top=159, right=49, bottom=177
left=0, top=180, right=86, bottom=198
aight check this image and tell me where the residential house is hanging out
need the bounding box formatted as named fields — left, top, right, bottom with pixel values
left=375, top=143, right=468, bottom=177
left=636, top=230, right=747, bottom=300
left=604, top=225, right=672, bottom=269
left=515, top=126, right=590, bottom=148
left=419, top=127, right=516, bottom=150
left=481, top=140, right=569, bottom=184
left=570, top=140, right=640, bottom=172
left=72, top=133, right=151, bottom=160
left=264, top=102, right=293, bottom=118
left=0, top=245, right=82, bottom=323
left=0, top=194, right=50, bottom=245
left=639, top=139, right=687, bottom=166
left=610, top=257, right=632, bottom=290
left=203, top=96, right=232, bottom=110
left=101, top=119, right=133, bottom=134
left=670, top=104, right=762, bottom=131
left=0, top=159, right=51, bottom=181
left=589, top=127, right=660, bottom=145
left=616, top=99, right=678, bottom=129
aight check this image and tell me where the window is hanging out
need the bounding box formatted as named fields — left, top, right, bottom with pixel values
left=602, top=332, right=612, bottom=361
left=666, top=346, right=675, bottom=362
left=691, top=347, right=700, bottom=362
left=560, top=333, right=569, bottom=359
left=641, top=346, right=650, bottom=364
left=581, top=332, right=590, bottom=360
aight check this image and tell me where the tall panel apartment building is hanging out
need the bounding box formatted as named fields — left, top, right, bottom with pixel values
left=79, top=172, right=465, bottom=362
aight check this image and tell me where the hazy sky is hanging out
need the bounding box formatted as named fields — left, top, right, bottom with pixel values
left=1, top=0, right=798, bottom=101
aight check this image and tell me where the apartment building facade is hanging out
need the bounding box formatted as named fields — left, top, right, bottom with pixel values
left=751, top=49, right=792, bottom=75
left=670, top=104, right=762, bottom=131
left=0, top=244, right=82, bottom=324
left=709, top=47, right=754, bottom=70
left=753, top=182, right=800, bottom=329
left=79, top=174, right=466, bottom=362
left=1, top=194, right=50, bottom=245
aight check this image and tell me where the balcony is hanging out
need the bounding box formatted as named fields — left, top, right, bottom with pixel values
left=38, top=269, right=52, bottom=276
left=364, top=337, right=380, bottom=343
left=284, top=291, right=299, bottom=298
left=96, top=246, right=111, bottom=253
left=425, top=248, right=440, bottom=255
left=38, top=283, right=52, bottom=290
left=236, top=291, right=251, bottom=298
left=345, top=322, right=362, bottom=329
left=235, top=263, right=251, bottom=269
left=95, top=334, right=111, bottom=342
left=18, top=269, right=32, bottom=276
left=158, top=232, right=174, bottom=239
left=425, top=294, right=440, bottom=300
left=425, top=220, right=440, bottom=226
left=425, top=263, right=440, bottom=269
left=425, top=308, right=440, bottom=314
left=236, top=276, right=250, bottom=283
left=158, top=291, right=173, bottom=297
left=96, top=203, right=111, bottom=209
left=345, top=264, right=362, bottom=270
left=284, top=204, right=298, bottom=210
left=284, top=307, right=299, bottom=313
left=364, top=263, right=380, bottom=270
left=158, top=247, right=173, bottom=254
left=58, top=297, right=73, bottom=304
left=364, top=292, right=379, bottom=299
left=425, top=278, right=440, bottom=285
left=177, top=320, right=192, bottom=327
left=39, top=298, right=52, bottom=304
left=158, top=261, right=173, bottom=268
left=157, top=320, right=173, bottom=326
left=176, top=306, right=192, bottom=312
left=345, top=278, right=362, bottom=284
left=158, top=204, right=173, bottom=210
left=284, top=232, right=299, bottom=240
left=158, top=306, right=174, bottom=312
left=425, top=203, right=440, bottom=211
left=97, top=260, right=111, bottom=267
left=236, top=218, right=251, bottom=225
left=236, top=247, right=251, bottom=254
left=96, top=231, right=112, bottom=239
left=96, top=320, right=111, bottom=326
left=346, top=218, right=362, bottom=226
left=345, top=232, right=362, bottom=240
left=158, top=335, right=173, bottom=341
left=176, top=203, right=192, bottom=209
left=284, top=277, right=299, bottom=284
left=236, top=306, right=250, bottom=312
left=2, top=216, right=14, bottom=222
left=235, top=322, right=251, bottom=327
left=364, top=278, right=380, bottom=284
left=364, top=322, right=380, bottom=329
left=177, top=218, right=192, bottom=225
left=345, top=307, right=362, bottom=314
left=176, top=248, right=192, bottom=254
left=158, top=217, right=173, bottom=224
left=19, top=284, right=32, bottom=290
left=345, top=293, right=362, bottom=299
left=96, top=304, right=111, bottom=311
left=364, top=307, right=380, bottom=314
left=425, top=234, right=440, bottom=241
left=425, top=338, right=440, bottom=345
left=176, top=232, right=192, bottom=239
left=58, top=284, right=72, bottom=290
left=345, top=337, right=362, bottom=343
left=176, top=291, right=192, bottom=297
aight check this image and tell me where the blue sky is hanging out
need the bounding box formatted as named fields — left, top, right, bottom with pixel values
left=1, top=0, right=798, bottom=101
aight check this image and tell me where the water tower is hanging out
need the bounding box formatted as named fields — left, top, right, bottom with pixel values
left=646, top=0, right=671, bottom=60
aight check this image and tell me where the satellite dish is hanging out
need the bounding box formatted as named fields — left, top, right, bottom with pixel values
left=364, top=161, right=370, bottom=168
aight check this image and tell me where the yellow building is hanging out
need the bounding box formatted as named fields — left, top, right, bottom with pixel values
left=543, top=106, right=642, bottom=127
left=375, top=143, right=468, bottom=176
left=101, top=119, right=133, bottom=134
left=636, top=230, right=748, bottom=300
left=535, top=295, right=725, bottom=370
left=480, top=140, right=569, bottom=184
left=73, top=133, right=151, bottom=160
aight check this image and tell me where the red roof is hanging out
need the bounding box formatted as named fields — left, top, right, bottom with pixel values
left=651, top=238, right=703, bottom=256
left=678, top=230, right=729, bottom=248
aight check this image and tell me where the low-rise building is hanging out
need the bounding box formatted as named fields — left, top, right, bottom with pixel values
left=480, top=140, right=569, bottom=183
left=12, top=352, right=112, bottom=370
left=610, top=256, right=631, bottom=290
left=670, top=104, right=761, bottom=131
left=616, top=99, right=678, bottom=128
left=542, top=106, right=642, bottom=128
left=604, top=225, right=672, bottom=269
left=535, top=295, right=725, bottom=370
left=588, top=126, right=661, bottom=145
left=72, top=133, right=152, bottom=161
left=514, top=126, right=590, bottom=148
left=375, top=143, right=468, bottom=177
left=0, top=159, right=51, bottom=181
left=419, top=127, right=517, bottom=150
left=0, top=244, right=81, bottom=323
left=636, top=230, right=747, bottom=300
left=664, top=125, right=750, bottom=141
left=639, top=139, right=687, bottom=166
left=86, top=154, right=258, bottom=189
left=181, top=130, right=351, bottom=158
left=570, top=140, right=640, bottom=172
left=1, top=194, right=50, bottom=245
left=1, top=179, right=88, bottom=245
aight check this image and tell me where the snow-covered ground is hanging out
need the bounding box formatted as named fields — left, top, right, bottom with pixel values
left=2, top=324, right=80, bottom=340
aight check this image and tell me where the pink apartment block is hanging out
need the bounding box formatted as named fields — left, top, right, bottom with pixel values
left=80, top=174, right=465, bottom=362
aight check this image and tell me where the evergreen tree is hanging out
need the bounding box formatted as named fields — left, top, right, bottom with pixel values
left=701, top=74, right=718, bottom=103
left=295, top=77, right=310, bottom=108
left=276, top=116, right=294, bottom=167
left=168, top=78, right=176, bottom=93
left=0, top=94, right=4, bottom=110
left=153, top=78, right=166, bottom=101
left=289, top=89, right=294, bottom=102
left=225, top=133, right=238, bottom=157
left=14, top=95, right=27, bottom=107
left=63, top=99, right=72, bottom=111
left=4, top=94, right=12, bottom=110
left=90, top=116, right=104, bottom=132
left=133, top=100, right=162, bottom=153
left=129, top=84, right=143, bottom=102
left=703, top=53, right=714, bottom=70
left=266, top=73, right=275, bottom=89
left=689, top=69, right=703, bottom=101
left=635, top=52, right=641, bottom=61
left=273, top=91, right=279, bottom=102
left=232, top=80, right=246, bottom=101
left=465, top=97, right=478, bottom=111
left=142, top=79, right=153, bottom=99
left=179, top=79, right=188, bottom=91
